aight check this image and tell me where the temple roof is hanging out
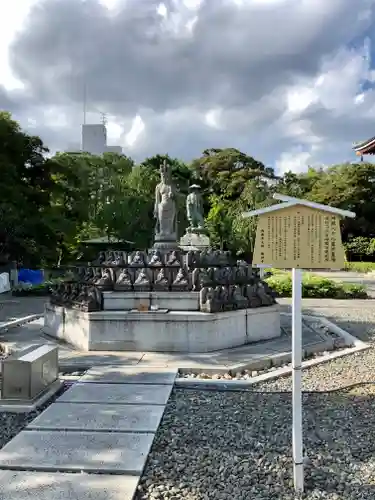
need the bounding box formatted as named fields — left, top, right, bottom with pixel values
left=353, top=136, right=375, bottom=155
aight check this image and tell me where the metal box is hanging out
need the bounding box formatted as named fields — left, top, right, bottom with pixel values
left=1, top=344, right=58, bottom=400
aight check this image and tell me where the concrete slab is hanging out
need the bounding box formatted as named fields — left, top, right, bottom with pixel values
left=0, top=430, right=154, bottom=474
left=27, top=402, right=166, bottom=433
left=0, top=470, right=139, bottom=500
left=56, top=382, right=172, bottom=405
left=80, top=365, right=177, bottom=385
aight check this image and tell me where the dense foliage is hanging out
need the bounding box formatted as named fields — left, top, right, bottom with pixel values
left=1, top=111, right=375, bottom=266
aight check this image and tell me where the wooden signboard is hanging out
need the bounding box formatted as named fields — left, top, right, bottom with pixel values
left=243, top=193, right=355, bottom=494
left=252, top=204, right=345, bottom=269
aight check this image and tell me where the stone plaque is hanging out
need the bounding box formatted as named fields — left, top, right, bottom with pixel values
left=252, top=205, right=345, bottom=269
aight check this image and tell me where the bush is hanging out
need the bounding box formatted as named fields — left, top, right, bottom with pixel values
left=344, top=261, right=375, bottom=273
left=266, top=272, right=368, bottom=299
left=344, top=236, right=375, bottom=261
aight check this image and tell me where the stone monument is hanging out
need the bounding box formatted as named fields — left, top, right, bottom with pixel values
left=44, top=166, right=281, bottom=353
left=153, top=160, right=178, bottom=252
left=179, top=184, right=211, bottom=251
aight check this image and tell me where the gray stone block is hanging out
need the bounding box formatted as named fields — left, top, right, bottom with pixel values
left=28, top=402, right=166, bottom=432
left=0, top=470, right=139, bottom=500
left=0, top=430, right=154, bottom=474
left=80, top=365, right=177, bottom=385
left=56, top=382, right=172, bottom=405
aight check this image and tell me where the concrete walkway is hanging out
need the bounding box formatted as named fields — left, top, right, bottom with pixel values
left=0, top=366, right=177, bottom=499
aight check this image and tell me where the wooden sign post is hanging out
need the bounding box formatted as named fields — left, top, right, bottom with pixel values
left=243, top=193, right=355, bottom=493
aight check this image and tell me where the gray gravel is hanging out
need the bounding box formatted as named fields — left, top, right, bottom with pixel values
left=254, top=347, right=375, bottom=392
left=0, top=382, right=71, bottom=450
left=136, top=303, right=375, bottom=500
left=135, top=388, right=375, bottom=500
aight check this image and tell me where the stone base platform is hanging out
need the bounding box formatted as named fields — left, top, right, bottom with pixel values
left=43, top=303, right=281, bottom=352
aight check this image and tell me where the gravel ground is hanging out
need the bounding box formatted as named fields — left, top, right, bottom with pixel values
left=254, top=347, right=375, bottom=392
left=136, top=303, right=375, bottom=500
left=0, top=382, right=71, bottom=450
left=135, top=387, right=375, bottom=500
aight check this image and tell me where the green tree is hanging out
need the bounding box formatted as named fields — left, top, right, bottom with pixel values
left=0, top=111, right=58, bottom=265
left=306, top=162, right=375, bottom=239
left=191, top=148, right=275, bottom=200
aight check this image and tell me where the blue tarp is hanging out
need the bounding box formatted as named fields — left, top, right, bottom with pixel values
left=18, top=269, right=44, bottom=285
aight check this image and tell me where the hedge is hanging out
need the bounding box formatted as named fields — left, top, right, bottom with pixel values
left=266, top=272, right=367, bottom=299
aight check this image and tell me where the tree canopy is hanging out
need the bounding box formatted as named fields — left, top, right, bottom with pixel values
left=1, top=111, right=374, bottom=265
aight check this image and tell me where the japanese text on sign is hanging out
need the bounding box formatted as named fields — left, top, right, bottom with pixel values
left=252, top=205, right=345, bottom=269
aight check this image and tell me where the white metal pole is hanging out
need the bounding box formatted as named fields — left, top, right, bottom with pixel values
left=292, top=267, right=304, bottom=493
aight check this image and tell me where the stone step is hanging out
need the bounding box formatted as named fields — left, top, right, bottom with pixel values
left=56, top=382, right=173, bottom=405
left=0, top=430, right=154, bottom=475
left=0, top=470, right=139, bottom=500
left=80, top=365, right=178, bottom=385
left=27, top=402, right=166, bottom=433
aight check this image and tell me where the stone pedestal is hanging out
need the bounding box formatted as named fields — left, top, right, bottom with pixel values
left=179, top=231, right=210, bottom=251
left=153, top=233, right=179, bottom=253
left=44, top=302, right=281, bottom=353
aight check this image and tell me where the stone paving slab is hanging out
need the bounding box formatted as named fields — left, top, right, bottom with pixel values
left=80, top=365, right=177, bottom=385
left=0, top=430, right=154, bottom=474
left=0, top=470, right=139, bottom=500
left=27, top=402, right=166, bottom=433
left=56, top=382, right=173, bottom=405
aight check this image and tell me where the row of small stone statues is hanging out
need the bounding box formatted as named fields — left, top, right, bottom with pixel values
left=76, top=261, right=261, bottom=292
left=200, top=281, right=276, bottom=312
left=51, top=283, right=103, bottom=312
left=91, top=248, right=239, bottom=269
left=49, top=280, right=276, bottom=313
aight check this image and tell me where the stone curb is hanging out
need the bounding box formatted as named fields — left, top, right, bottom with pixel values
left=175, top=343, right=371, bottom=391
left=0, top=314, right=43, bottom=333
left=281, top=312, right=367, bottom=348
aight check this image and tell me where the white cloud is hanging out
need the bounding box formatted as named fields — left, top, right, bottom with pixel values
left=124, top=115, right=145, bottom=148
left=1, top=0, right=375, bottom=173
left=0, top=0, right=39, bottom=90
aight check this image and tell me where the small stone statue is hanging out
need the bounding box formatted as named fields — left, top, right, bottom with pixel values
left=104, top=251, right=116, bottom=265
left=232, top=285, right=248, bottom=309
left=95, top=268, right=114, bottom=291
left=115, top=268, right=133, bottom=291
left=166, top=250, right=181, bottom=267
left=85, top=286, right=103, bottom=312
left=83, top=267, right=95, bottom=284
left=171, top=267, right=189, bottom=291
left=134, top=268, right=151, bottom=291
left=200, top=286, right=217, bottom=313
left=154, top=268, right=170, bottom=291
left=154, top=160, right=177, bottom=239
left=93, top=251, right=106, bottom=266
left=186, top=184, right=204, bottom=231
left=256, top=282, right=275, bottom=306
left=130, top=250, right=146, bottom=267
left=148, top=249, right=163, bottom=267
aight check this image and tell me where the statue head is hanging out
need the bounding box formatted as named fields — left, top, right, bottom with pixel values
left=160, top=159, right=171, bottom=183
left=189, top=184, right=201, bottom=193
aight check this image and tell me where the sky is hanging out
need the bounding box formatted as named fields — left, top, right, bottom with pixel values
left=1, top=0, right=375, bottom=173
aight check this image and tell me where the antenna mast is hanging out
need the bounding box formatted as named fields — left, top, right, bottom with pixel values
left=83, top=82, right=87, bottom=125
left=100, top=112, right=107, bottom=126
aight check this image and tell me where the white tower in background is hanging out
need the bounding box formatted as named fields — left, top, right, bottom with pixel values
left=81, top=124, right=107, bottom=154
